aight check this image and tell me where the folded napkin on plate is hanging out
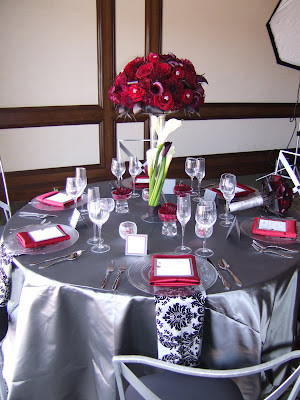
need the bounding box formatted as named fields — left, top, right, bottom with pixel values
left=150, top=254, right=200, bottom=287
left=212, top=183, right=255, bottom=198
left=36, top=191, right=78, bottom=207
left=155, top=290, right=206, bottom=365
left=252, top=217, right=297, bottom=238
left=17, top=225, right=70, bottom=248
left=133, top=175, right=149, bottom=189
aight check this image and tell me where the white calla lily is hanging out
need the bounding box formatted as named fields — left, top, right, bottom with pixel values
left=157, top=118, right=182, bottom=146
left=146, top=148, right=158, bottom=176
left=164, top=145, right=176, bottom=173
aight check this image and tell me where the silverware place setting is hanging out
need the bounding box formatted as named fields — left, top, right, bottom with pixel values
left=100, top=260, right=115, bottom=289
left=112, top=262, right=126, bottom=290
left=252, top=239, right=299, bottom=253
left=207, top=258, right=231, bottom=290
left=218, top=258, right=242, bottom=287
left=29, top=250, right=85, bottom=269
left=18, top=212, right=58, bottom=219
left=251, top=241, right=294, bottom=258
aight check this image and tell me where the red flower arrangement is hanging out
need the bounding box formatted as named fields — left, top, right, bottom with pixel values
left=112, top=187, right=132, bottom=200
left=158, top=203, right=177, bottom=222
left=262, top=175, right=294, bottom=215
left=173, top=183, right=192, bottom=196
left=108, top=52, right=208, bottom=116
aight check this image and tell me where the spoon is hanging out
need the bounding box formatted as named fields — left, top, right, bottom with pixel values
left=38, top=250, right=84, bottom=269
left=218, top=259, right=243, bottom=287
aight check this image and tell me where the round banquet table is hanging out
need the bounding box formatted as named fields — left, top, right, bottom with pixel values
left=2, top=180, right=300, bottom=400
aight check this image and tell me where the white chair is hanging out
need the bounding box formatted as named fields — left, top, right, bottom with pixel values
left=113, top=351, right=300, bottom=400
left=0, top=157, right=11, bottom=224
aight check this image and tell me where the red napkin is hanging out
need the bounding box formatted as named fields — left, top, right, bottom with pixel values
left=149, top=254, right=200, bottom=287
left=17, top=225, right=71, bottom=248
left=134, top=175, right=149, bottom=189
left=212, top=183, right=255, bottom=198
left=36, top=191, right=77, bottom=207
left=252, top=217, right=297, bottom=238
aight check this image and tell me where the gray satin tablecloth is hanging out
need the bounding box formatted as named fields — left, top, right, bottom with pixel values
left=2, top=181, right=300, bottom=400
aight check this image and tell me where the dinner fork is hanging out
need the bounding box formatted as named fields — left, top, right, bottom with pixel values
left=251, top=242, right=293, bottom=259
left=252, top=239, right=299, bottom=253
left=100, top=260, right=115, bottom=289
left=112, top=262, right=126, bottom=290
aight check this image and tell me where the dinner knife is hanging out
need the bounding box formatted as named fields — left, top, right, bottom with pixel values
left=29, top=250, right=85, bottom=266
left=207, top=258, right=231, bottom=290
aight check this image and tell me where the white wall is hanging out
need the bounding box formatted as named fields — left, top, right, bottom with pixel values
left=0, top=0, right=299, bottom=171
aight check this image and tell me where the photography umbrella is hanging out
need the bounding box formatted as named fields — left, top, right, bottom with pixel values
left=267, top=0, right=300, bottom=71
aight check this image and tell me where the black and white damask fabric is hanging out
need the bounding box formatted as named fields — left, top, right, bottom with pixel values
left=155, top=291, right=206, bottom=366
left=0, top=242, right=12, bottom=307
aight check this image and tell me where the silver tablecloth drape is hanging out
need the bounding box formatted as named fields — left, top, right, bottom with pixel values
left=2, top=181, right=300, bottom=400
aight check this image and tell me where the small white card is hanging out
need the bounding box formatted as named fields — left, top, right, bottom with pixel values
left=46, top=193, right=73, bottom=204
left=70, top=208, right=81, bottom=228
left=125, top=234, right=148, bottom=256
left=258, top=219, right=286, bottom=232
left=28, top=226, right=64, bottom=242
left=162, top=179, right=176, bottom=194
left=136, top=177, right=149, bottom=184
left=204, top=189, right=217, bottom=201
left=155, top=258, right=192, bottom=276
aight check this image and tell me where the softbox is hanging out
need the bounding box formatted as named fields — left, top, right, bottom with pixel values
left=267, top=0, right=300, bottom=71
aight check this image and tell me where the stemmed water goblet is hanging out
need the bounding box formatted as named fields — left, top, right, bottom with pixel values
left=66, top=177, right=80, bottom=211
left=76, top=167, right=88, bottom=215
left=219, top=173, right=237, bottom=227
left=129, top=155, right=140, bottom=198
left=174, top=193, right=192, bottom=254
left=88, top=199, right=111, bottom=253
left=185, top=157, right=197, bottom=196
left=87, top=187, right=100, bottom=245
left=111, top=158, right=126, bottom=188
left=192, top=157, right=205, bottom=202
left=195, top=199, right=217, bottom=257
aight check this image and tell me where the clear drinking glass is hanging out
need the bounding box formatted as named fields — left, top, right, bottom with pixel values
left=99, top=198, right=115, bottom=213
left=185, top=157, right=197, bottom=196
left=192, top=157, right=205, bottom=203
left=87, top=187, right=100, bottom=245
left=119, top=221, right=137, bottom=239
left=195, top=199, right=217, bottom=257
left=66, top=177, right=80, bottom=211
left=219, top=173, right=237, bottom=227
left=129, top=156, right=140, bottom=198
left=76, top=167, right=88, bottom=215
left=174, top=193, right=192, bottom=254
left=111, top=158, right=126, bottom=188
left=89, top=199, right=110, bottom=253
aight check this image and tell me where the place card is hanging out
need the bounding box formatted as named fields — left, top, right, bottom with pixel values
left=46, top=193, right=73, bottom=204
left=226, top=216, right=241, bottom=240
left=203, top=189, right=217, bottom=201
left=29, top=226, right=65, bottom=242
left=154, top=257, right=192, bottom=276
left=125, top=234, right=148, bottom=256
left=252, top=217, right=297, bottom=238
left=70, top=208, right=81, bottom=229
left=162, top=179, right=176, bottom=194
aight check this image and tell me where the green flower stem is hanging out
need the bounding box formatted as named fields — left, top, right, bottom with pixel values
left=149, top=157, right=167, bottom=206
left=148, top=144, right=163, bottom=202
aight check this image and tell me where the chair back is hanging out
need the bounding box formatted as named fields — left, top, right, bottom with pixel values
left=113, top=352, right=300, bottom=400
left=0, top=157, right=11, bottom=222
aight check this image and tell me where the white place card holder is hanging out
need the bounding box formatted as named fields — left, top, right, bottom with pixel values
left=258, top=219, right=286, bottom=232
left=125, top=234, right=148, bottom=256
left=29, top=226, right=65, bottom=242
left=162, top=179, right=176, bottom=194
left=154, top=258, right=192, bottom=276
left=203, top=189, right=217, bottom=202
left=70, top=208, right=81, bottom=229
left=226, top=216, right=241, bottom=240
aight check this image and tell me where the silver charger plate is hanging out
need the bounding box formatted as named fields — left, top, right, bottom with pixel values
left=4, top=224, right=79, bottom=255
left=30, top=193, right=87, bottom=212
left=127, top=253, right=217, bottom=294
left=240, top=217, right=300, bottom=244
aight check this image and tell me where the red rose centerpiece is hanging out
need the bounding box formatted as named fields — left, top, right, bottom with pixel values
left=159, top=203, right=178, bottom=236
left=173, top=183, right=192, bottom=196
left=112, top=188, right=132, bottom=214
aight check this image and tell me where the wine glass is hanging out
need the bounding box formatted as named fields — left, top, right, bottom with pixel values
left=174, top=193, right=192, bottom=254
left=219, top=173, right=237, bottom=227
left=66, top=177, right=80, bottom=211
left=111, top=158, right=126, bottom=188
left=129, top=156, right=141, bottom=198
left=99, top=198, right=115, bottom=213
left=88, top=199, right=110, bottom=253
left=185, top=157, right=197, bottom=196
left=194, top=199, right=217, bottom=257
left=76, top=167, right=88, bottom=215
left=87, top=187, right=100, bottom=245
left=192, top=157, right=205, bottom=203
